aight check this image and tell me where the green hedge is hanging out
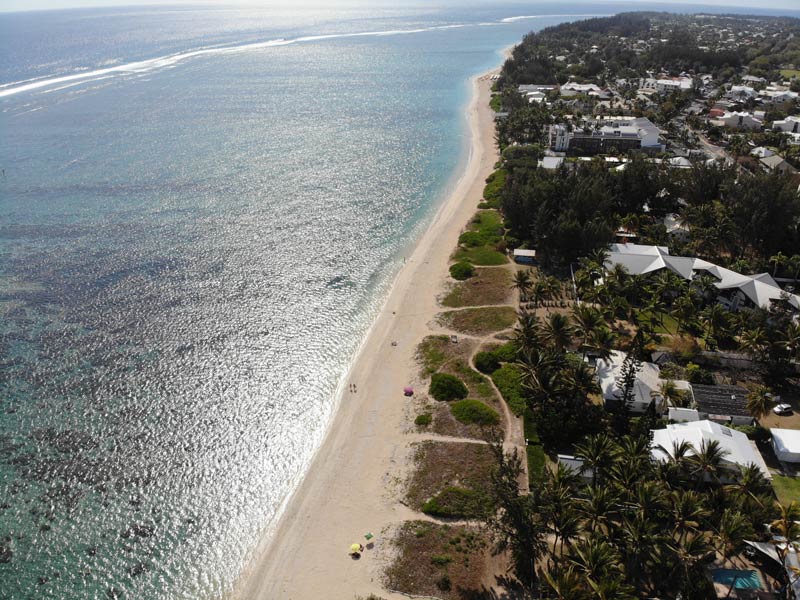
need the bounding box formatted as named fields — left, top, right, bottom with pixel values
left=429, top=373, right=468, bottom=402
left=474, top=351, right=501, bottom=374
left=491, top=364, right=526, bottom=416
left=451, top=399, right=500, bottom=426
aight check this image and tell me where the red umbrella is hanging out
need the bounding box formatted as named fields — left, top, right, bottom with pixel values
left=403, top=386, right=414, bottom=396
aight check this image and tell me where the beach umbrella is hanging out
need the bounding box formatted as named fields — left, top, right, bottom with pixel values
left=403, top=386, right=414, bottom=396
left=364, top=532, right=374, bottom=541
left=350, top=543, right=361, bottom=553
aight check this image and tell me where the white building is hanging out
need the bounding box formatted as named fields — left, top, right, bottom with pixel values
left=773, top=116, right=800, bottom=134
left=720, top=111, right=763, bottom=131
left=548, top=117, right=661, bottom=153
left=651, top=420, right=771, bottom=479
left=596, top=350, right=690, bottom=414
left=750, top=146, right=775, bottom=159
left=605, top=244, right=800, bottom=312
left=729, top=84, right=757, bottom=98
left=771, top=428, right=800, bottom=463
left=663, top=213, right=690, bottom=241
left=640, top=77, right=693, bottom=94
left=538, top=156, right=564, bottom=170
left=560, top=82, right=603, bottom=96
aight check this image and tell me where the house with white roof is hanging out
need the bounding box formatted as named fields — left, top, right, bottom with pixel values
left=663, top=213, right=690, bottom=241
left=560, top=82, right=603, bottom=96
left=773, top=116, right=800, bottom=134
left=729, top=84, right=757, bottom=98
left=596, top=350, right=690, bottom=414
left=771, top=428, right=800, bottom=463
left=760, top=154, right=797, bottom=175
left=750, top=146, right=775, bottom=159
left=605, top=244, right=800, bottom=313
left=720, top=111, right=763, bottom=131
left=651, top=420, right=771, bottom=479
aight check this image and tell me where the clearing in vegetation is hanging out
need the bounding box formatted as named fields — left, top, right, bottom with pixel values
left=437, top=306, right=517, bottom=336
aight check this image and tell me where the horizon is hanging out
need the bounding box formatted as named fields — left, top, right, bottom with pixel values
left=2, top=0, right=800, bottom=15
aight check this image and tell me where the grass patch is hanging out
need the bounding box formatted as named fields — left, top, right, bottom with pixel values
left=523, top=409, right=545, bottom=485
left=491, top=363, right=526, bottom=416
left=438, top=306, right=517, bottom=336
left=452, top=210, right=508, bottom=266
left=451, top=399, right=500, bottom=426
left=482, top=169, right=507, bottom=209
left=385, top=521, right=488, bottom=599
left=638, top=309, right=679, bottom=335
left=440, top=267, right=512, bottom=308
left=422, top=486, right=493, bottom=518
left=772, top=475, right=800, bottom=505
left=406, top=441, right=496, bottom=512
left=416, top=335, right=451, bottom=376
left=489, top=94, right=502, bottom=112
left=453, top=245, right=507, bottom=266
left=780, top=69, right=800, bottom=79
left=446, top=358, right=493, bottom=399
left=415, top=413, right=432, bottom=427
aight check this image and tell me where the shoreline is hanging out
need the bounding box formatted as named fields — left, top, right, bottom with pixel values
left=233, top=66, right=500, bottom=600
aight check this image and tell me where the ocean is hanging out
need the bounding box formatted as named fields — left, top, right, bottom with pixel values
left=1, top=3, right=797, bottom=598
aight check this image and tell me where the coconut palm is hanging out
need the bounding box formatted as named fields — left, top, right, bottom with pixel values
left=514, top=311, right=541, bottom=355
left=714, top=509, right=753, bottom=559
left=571, top=304, right=604, bottom=348
left=665, top=533, right=715, bottom=598
left=651, top=379, right=687, bottom=413
left=574, top=433, right=618, bottom=488
left=541, top=566, right=585, bottom=600
left=740, top=327, right=767, bottom=362
left=700, top=303, right=730, bottom=345
left=511, top=268, right=533, bottom=303
left=724, top=463, right=771, bottom=509
left=577, top=485, right=619, bottom=535
left=689, top=439, right=729, bottom=486
left=669, top=490, right=710, bottom=542
left=745, top=385, right=773, bottom=421
left=770, top=502, right=800, bottom=563
left=583, top=327, right=616, bottom=362
left=567, top=534, right=622, bottom=583
left=541, top=312, right=573, bottom=352
left=783, top=322, right=800, bottom=359
left=789, top=254, right=800, bottom=286
left=769, top=251, right=788, bottom=277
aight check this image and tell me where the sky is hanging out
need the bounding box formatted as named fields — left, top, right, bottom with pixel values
left=2, top=0, right=800, bottom=12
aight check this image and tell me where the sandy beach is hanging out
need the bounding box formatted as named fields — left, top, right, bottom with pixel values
left=234, top=69, right=501, bottom=600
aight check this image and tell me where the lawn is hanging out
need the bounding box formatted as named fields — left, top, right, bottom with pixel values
left=438, top=306, right=517, bottom=336
left=440, top=267, right=512, bottom=308
left=780, top=69, right=800, bottom=79
left=453, top=245, right=508, bottom=265
left=772, top=475, right=800, bottom=505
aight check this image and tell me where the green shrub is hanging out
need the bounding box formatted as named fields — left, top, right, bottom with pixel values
left=731, top=424, right=770, bottom=442
left=429, top=373, right=468, bottom=402
left=686, top=362, right=713, bottom=384
left=449, top=261, right=475, bottom=280
left=474, top=351, right=500, bottom=374
left=436, top=574, right=452, bottom=591
left=492, top=341, right=518, bottom=363
left=430, top=554, right=453, bottom=567
left=415, top=413, right=432, bottom=427
left=491, top=364, right=526, bottom=416
left=422, top=486, right=490, bottom=518
left=458, top=231, right=484, bottom=247
left=451, top=399, right=500, bottom=426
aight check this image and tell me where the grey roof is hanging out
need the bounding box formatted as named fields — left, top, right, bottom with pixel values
left=691, top=384, right=751, bottom=418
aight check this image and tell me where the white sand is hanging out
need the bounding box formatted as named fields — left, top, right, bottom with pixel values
left=234, top=71, right=500, bottom=600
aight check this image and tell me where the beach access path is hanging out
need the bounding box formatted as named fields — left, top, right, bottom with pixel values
left=234, top=70, right=502, bottom=600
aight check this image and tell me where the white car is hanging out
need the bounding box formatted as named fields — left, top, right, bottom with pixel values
left=773, top=403, right=793, bottom=416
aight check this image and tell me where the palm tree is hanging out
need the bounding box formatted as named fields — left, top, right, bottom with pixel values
left=583, top=327, right=616, bottom=362
left=651, top=379, right=687, bottom=413
left=740, top=327, right=767, bottom=363
left=745, top=385, right=773, bottom=422
left=714, top=509, right=753, bottom=560
left=689, top=439, right=730, bottom=486
left=700, top=303, right=730, bottom=346
left=724, top=464, right=771, bottom=510
left=789, top=254, right=800, bottom=287
left=511, top=268, right=533, bottom=303
left=571, top=304, right=604, bottom=349
left=782, top=322, right=800, bottom=360
left=578, top=485, right=618, bottom=535
left=574, top=433, right=617, bottom=488
left=541, top=566, right=585, bottom=600
left=669, top=489, right=710, bottom=543
left=514, top=311, right=541, bottom=355
left=665, top=533, right=715, bottom=598
left=769, top=251, right=788, bottom=277
left=770, top=502, right=800, bottom=564
left=567, top=534, right=622, bottom=583
left=541, top=312, right=573, bottom=352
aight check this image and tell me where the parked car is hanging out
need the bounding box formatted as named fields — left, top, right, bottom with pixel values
left=773, top=403, right=793, bottom=416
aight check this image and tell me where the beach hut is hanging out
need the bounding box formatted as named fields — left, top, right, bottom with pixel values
left=513, top=249, right=537, bottom=265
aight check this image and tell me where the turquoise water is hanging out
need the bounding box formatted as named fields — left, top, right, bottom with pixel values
left=713, top=569, right=762, bottom=589
left=2, top=3, right=798, bottom=598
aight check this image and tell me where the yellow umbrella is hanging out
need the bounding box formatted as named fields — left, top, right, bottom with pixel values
left=350, top=543, right=361, bottom=553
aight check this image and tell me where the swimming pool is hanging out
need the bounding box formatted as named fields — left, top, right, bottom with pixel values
left=713, top=569, right=763, bottom=589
